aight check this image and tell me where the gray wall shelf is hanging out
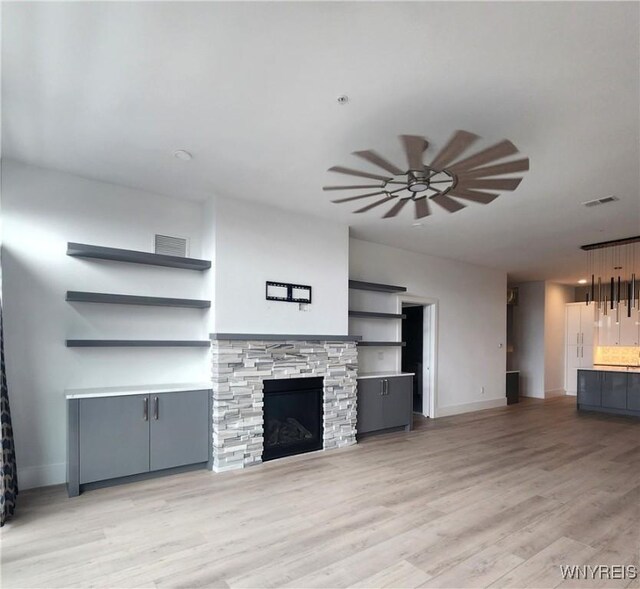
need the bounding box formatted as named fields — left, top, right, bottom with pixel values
left=66, top=291, right=210, bottom=309
left=357, top=341, right=406, bottom=347
left=67, top=242, right=211, bottom=271
left=349, top=311, right=406, bottom=319
left=66, top=340, right=210, bottom=348
left=348, top=280, right=407, bottom=293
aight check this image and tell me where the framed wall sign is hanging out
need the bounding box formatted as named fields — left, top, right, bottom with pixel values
left=266, top=281, right=312, bottom=304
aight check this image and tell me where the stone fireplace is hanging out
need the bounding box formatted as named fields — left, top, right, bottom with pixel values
left=210, top=334, right=359, bottom=472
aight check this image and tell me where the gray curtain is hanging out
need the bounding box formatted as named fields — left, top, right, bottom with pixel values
left=1, top=302, right=18, bottom=526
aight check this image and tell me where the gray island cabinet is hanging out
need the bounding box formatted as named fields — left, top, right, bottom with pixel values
left=356, top=373, right=413, bottom=435
left=67, top=385, right=211, bottom=496
left=577, top=369, right=640, bottom=417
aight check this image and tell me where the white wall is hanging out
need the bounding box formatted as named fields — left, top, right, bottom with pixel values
left=214, top=197, right=349, bottom=335
left=512, top=281, right=546, bottom=398
left=2, top=161, right=210, bottom=488
left=511, top=280, right=573, bottom=399
left=544, top=282, right=574, bottom=395
left=349, top=238, right=507, bottom=415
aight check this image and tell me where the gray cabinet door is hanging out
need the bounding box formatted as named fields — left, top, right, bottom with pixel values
left=577, top=370, right=601, bottom=406
left=150, top=390, right=210, bottom=471
left=601, top=372, right=627, bottom=409
left=357, top=379, right=384, bottom=434
left=383, top=376, right=412, bottom=429
left=627, top=374, right=640, bottom=411
left=79, top=395, right=150, bottom=484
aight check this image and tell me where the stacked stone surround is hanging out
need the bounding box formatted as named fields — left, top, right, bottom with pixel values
left=211, top=339, right=358, bottom=472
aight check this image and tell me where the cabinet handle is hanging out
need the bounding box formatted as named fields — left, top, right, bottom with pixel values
left=380, top=380, right=385, bottom=396
left=143, top=397, right=149, bottom=421
left=385, top=379, right=389, bottom=395
left=153, top=396, right=159, bottom=420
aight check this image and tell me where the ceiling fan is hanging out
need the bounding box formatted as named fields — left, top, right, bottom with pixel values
left=324, top=131, right=529, bottom=219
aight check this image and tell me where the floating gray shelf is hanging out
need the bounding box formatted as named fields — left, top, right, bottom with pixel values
left=66, top=291, right=211, bottom=309
left=357, top=341, right=406, bottom=347
left=66, top=340, right=210, bottom=348
left=67, top=242, right=211, bottom=271
left=348, top=280, right=407, bottom=293
left=349, top=311, right=406, bottom=320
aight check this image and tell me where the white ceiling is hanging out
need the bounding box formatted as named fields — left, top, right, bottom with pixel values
left=3, top=1, right=639, bottom=283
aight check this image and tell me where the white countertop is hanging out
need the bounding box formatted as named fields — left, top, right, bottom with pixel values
left=357, top=371, right=415, bottom=380
left=65, top=382, right=212, bottom=399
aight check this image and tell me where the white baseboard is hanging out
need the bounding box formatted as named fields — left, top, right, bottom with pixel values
left=544, top=388, right=566, bottom=399
left=435, top=397, right=506, bottom=418
left=18, top=462, right=66, bottom=490
left=565, top=390, right=577, bottom=397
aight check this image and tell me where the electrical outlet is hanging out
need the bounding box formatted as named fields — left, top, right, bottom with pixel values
left=378, top=351, right=384, bottom=360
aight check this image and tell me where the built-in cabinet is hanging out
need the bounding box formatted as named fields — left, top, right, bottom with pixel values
left=68, top=389, right=211, bottom=496
left=356, top=375, right=413, bottom=434
left=596, top=302, right=640, bottom=347
left=565, top=303, right=594, bottom=395
left=577, top=369, right=640, bottom=417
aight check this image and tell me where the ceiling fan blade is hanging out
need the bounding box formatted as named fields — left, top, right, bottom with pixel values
left=323, top=184, right=383, bottom=191
left=429, top=130, right=479, bottom=171
left=331, top=191, right=386, bottom=204
left=414, top=197, right=431, bottom=219
left=448, top=188, right=499, bottom=204
left=448, top=140, right=519, bottom=172
left=400, top=135, right=429, bottom=171
left=431, top=193, right=466, bottom=213
left=459, top=158, right=529, bottom=179
left=353, top=196, right=395, bottom=214
left=457, top=178, right=523, bottom=191
left=383, top=198, right=411, bottom=218
left=328, top=166, right=391, bottom=182
left=353, top=150, right=404, bottom=175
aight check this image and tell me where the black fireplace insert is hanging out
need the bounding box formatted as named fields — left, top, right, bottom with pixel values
left=263, top=377, right=323, bottom=461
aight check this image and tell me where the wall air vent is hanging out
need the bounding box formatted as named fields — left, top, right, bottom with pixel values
left=155, top=234, right=188, bottom=257
left=582, top=196, right=619, bottom=208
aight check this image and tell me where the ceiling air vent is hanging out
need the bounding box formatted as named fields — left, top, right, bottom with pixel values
left=155, top=234, right=188, bottom=257
left=582, top=195, right=619, bottom=208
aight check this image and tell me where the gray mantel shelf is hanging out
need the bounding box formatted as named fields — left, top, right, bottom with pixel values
left=66, top=291, right=211, bottom=309
left=67, top=242, right=211, bottom=271
left=210, top=333, right=362, bottom=342
left=349, top=310, right=406, bottom=319
left=66, top=340, right=210, bottom=348
left=348, top=280, right=407, bottom=293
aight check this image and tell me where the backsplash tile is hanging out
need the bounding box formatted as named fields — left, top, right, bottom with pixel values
left=595, top=346, right=640, bottom=366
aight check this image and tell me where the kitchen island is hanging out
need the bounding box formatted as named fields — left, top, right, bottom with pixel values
left=577, top=367, right=640, bottom=417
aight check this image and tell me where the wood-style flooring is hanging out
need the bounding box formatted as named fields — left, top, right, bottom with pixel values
left=2, top=397, right=639, bottom=589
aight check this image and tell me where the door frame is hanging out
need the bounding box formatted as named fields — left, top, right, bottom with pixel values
left=395, top=295, right=438, bottom=418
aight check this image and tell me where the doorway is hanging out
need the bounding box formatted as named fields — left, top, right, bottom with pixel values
left=402, top=305, right=424, bottom=413
left=400, top=299, right=435, bottom=417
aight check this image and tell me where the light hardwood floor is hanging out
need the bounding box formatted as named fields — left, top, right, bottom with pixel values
left=2, top=397, right=639, bottom=589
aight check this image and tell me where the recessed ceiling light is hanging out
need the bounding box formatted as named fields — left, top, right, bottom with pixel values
left=578, top=279, right=587, bottom=284
left=337, top=95, right=349, bottom=104
left=412, top=222, right=423, bottom=228
left=173, top=149, right=192, bottom=161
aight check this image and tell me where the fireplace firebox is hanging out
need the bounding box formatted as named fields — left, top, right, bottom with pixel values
left=263, top=377, right=323, bottom=461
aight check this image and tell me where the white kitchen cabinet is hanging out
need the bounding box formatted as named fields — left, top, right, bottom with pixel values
left=619, top=303, right=640, bottom=346
left=566, top=303, right=595, bottom=348
left=598, top=312, right=620, bottom=346
left=565, top=303, right=595, bottom=395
